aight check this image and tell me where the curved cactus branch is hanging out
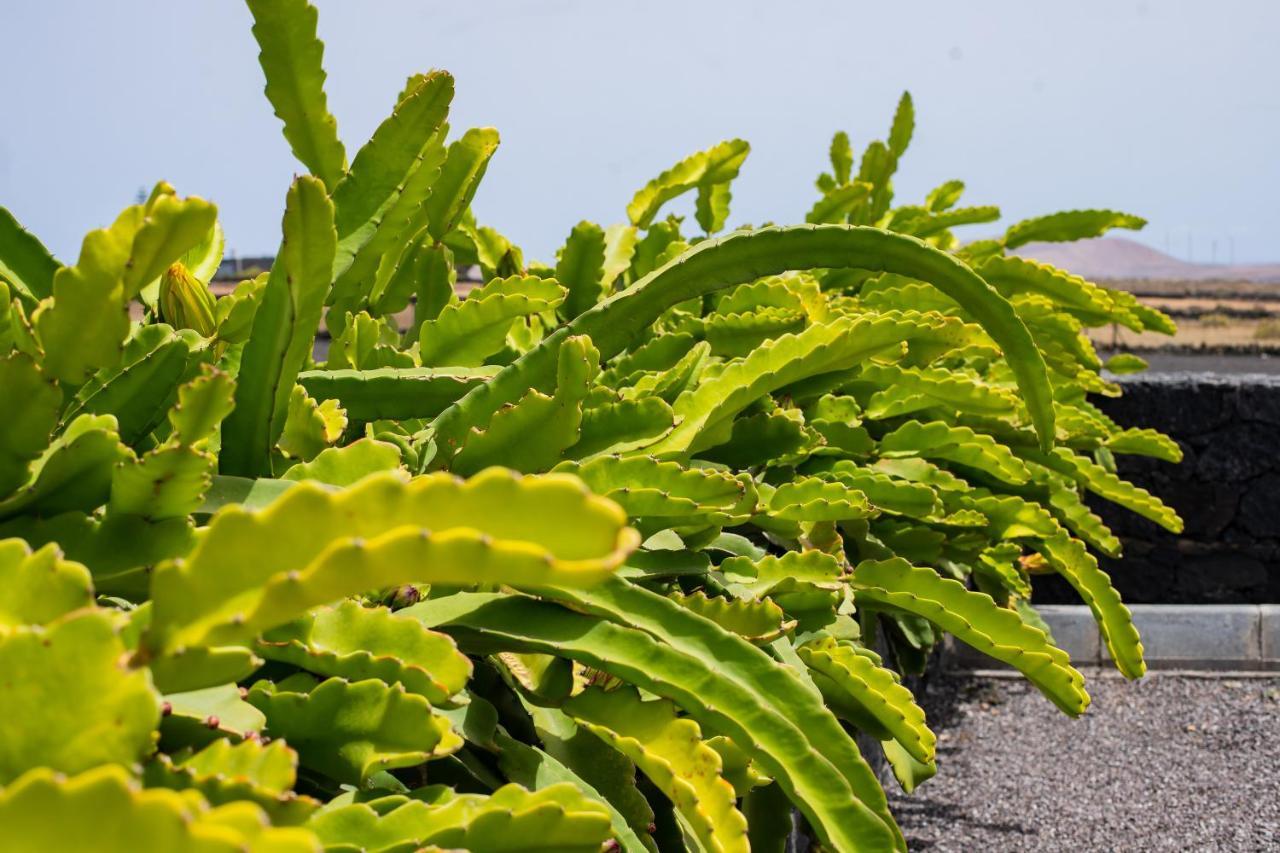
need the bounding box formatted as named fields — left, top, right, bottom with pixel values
left=430, top=225, right=1055, bottom=466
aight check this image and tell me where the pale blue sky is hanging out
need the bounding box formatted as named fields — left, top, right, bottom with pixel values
left=1, top=1, right=1277, bottom=264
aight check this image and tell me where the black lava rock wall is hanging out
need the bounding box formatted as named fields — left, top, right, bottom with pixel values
left=1034, top=371, right=1280, bottom=604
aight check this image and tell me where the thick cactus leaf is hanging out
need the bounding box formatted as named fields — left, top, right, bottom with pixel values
left=829, top=131, right=854, bottom=184
left=766, top=476, right=875, bottom=522
left=807, top=460, right=941, bottom=518
left=601, top=333, right=696, bottom=385
left=247, top=674, right=460, bottom=785
left=717, top=551, right=843, bottom=618
left=705, top=735, right=770, bottom=796
left=1104, top=427, right=1182, bottom=463
left=696, top=180, right=734, bottom=234
left=331, top=73, right=454, bottom=278
left=1100, top=350, right=1152, bottom=373
left=0, top=610, right=159, bottom=782
left=1031, top=447, right=1182, bottom=532
left=601, top=224, right=639, bottom=287
left=799, top=637, right=935, bottom=765
left=34, top=194, right=216, bottom=384
left=0, top=282, right=40, bottom=355
left=121, top=193, right=221, bottom=300
left=1035, top=531, right=1145, bottom=679
left=280, top=438, right=403, bottom=486
left=925, top=179, right=965, bottom=212
left=170, top=366, right=236, bottom=446
left=618, top=340, right=711, bottom=404
left=1110, top=289, right=1176, bottom=335
left=452, top=336, right=596, bottom=474
left=177, top=738, right=293, bottom=796
left=0, top=205, right=58, bottom=301
left=418, top=275, right=564, bottom=368
left=430, top=225, right=1056, bottom=465
left=627, top=139, right=750, bottom=229
left=650, top=312, right=948, bottom=456
left=325, top=311, right=412, bottom=370
left=973, top=542, right=1032, bottom=600
left=414, top=586, right=903, bottom=852
left=109, top=445, right=212, bottom=520
left=806, top=182, right=871, bottom=224
left=495, top=727, right=654, bottom=853
left=214, top=274, right=269, bottom=344
left=565, top=578, right=885, bottom=826
left=850, top=558, right=1088, bottom=714
left=299, top=366, right=496, bottom=421
left=565, top=686, right=749, bottom=853
left=887, top=91, right=914, bottom=158
left=557, top=220, right=607, bottom=320
left=555, top=455, right=752, bottom=523
left=221, top=177, right=336, bottom=477
left=1012, top=295, right=1102, bottom=374
left=514, top=703, right=656, bottom=851
left=246, top=0, right=346, bottom=188
left=63, top=325, right=198, bottom=446
left=148, top=642, right=262, bottom=696
left=1003, top=209, right=1146, bottom=250
left=853, top=141, right=895, bottom=223
left=569, top=396, right=674, bottom=458
left=278, top=385, right=346, bottom=462
left=861, top=363, right=1017, bottom=419
left=308, top=782, right=613, bottom=852
left=719, top=550, right=843, bottom=593
left=879, top=420, right=1031, bottom=485
left=670, top=590, right=791, bottom=643
left=870, top=456, right=969, bottom=494
left=144, top=738, right=318, bottom=826
left=0, top=353, right=60, bottom=499
left=896, top=205, right=1000, bottom=240
left=162, top=683, right=266, bottom=745
left=0, top=765, right=320, bottom=852
left=0, top=414, right=122, bottom=522
left=424, top=127, right=501, bottom=243
left=333, top=126, right=450, bottom=318
left=979, top=255, right=1130, bottom=327
left=256, top=600, right=471, bottom=705
left=148, top=469, right=637, bottom=652
left=0, top=539, right=93, bottom=626
left=699, top=410, right=812, bottom=469
left=700, top=307, right=808, bottom=357
left=1044, top=478, right=1122, bottom=558
left=880, top=737, right=936, bottom=794
left=0, top=511, right=193, bottom=600
left=107, top=368, right=234, bottom=520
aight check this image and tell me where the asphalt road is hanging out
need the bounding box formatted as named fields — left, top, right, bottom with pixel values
left=1122, top=352, right=1280, bottom=376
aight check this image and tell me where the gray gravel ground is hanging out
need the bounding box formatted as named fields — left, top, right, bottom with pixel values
left=885, top=672, right=1280, bottom=852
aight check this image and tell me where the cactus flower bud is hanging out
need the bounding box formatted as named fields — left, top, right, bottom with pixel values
left=159, top=261, right=218, bottom=336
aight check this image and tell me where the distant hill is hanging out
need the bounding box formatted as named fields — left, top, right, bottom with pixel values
left=1011, top=237, right=1280, bottom=283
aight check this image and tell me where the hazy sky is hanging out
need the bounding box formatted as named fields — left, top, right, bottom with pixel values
left=2, top=1, right=1277, bottom=265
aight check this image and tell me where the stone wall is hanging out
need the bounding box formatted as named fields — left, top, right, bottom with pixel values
left=1034, top=371, right=1280, bottom=604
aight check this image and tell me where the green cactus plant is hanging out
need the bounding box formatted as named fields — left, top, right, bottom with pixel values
left=0, top=0, right=1185, bottom=849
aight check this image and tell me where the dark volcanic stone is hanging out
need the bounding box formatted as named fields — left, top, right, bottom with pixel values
left=1239, top=473, right=1280, bottom=541
left=1079, top=372, right=1280, bottom=604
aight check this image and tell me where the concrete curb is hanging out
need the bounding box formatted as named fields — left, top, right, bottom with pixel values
left=946, top=604, right=1280, bottom=672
